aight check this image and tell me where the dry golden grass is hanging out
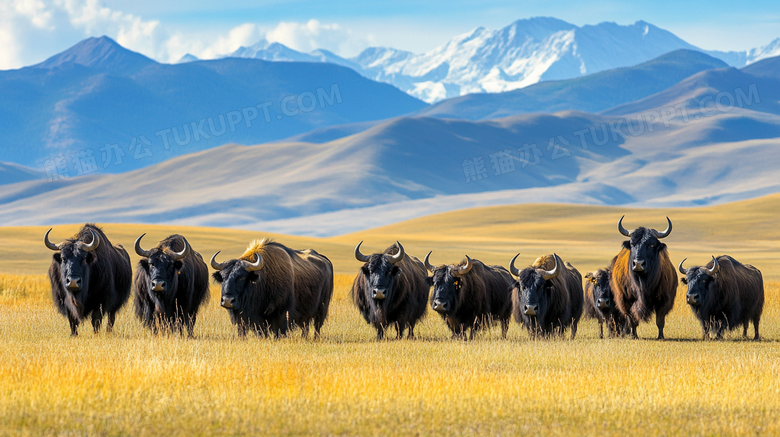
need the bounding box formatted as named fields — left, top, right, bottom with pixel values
left=2, top=197, right=780, bottom=435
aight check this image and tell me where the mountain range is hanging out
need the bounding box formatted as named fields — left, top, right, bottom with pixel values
left=0, top=36, right=425, bottom=172
left=222, top=17, right=780, bottom=103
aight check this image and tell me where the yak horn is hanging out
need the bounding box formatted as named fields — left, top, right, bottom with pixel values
left=618, top=215, right=633, bottom=238
left=424, top=251, right=435, bottom=272
left=134, top=233, right=152, bottom=258
left=389, top=241, right=405, bottom=264
left=654, top=217, right=673, bottom=239
left=354, top=241, right=370, bottom=263
left=171, top=237, right=191, bottom=261
left=509, top=253, right=522, bottom=277
left=452, top=255, right=473, bottom=277
left=81, top=230, right=99, bottom=253
left=244, top=252, right=264, bottom=272
left=542, top=254, right=562, bottom=281
left=210, top=251, right=227, bottom=271
left=707, top=256, right=720, bottom=276
left=678, top=258, right=689, bottom=275
left=44, top=228, right=62, bottom=251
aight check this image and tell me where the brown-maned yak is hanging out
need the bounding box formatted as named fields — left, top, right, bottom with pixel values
left=610, top=216, right=677, bottom=339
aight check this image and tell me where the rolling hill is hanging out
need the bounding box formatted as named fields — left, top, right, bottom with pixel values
left=0, top=37, right=427, bottom=173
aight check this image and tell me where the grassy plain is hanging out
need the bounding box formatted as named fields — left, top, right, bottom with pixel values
left=1, top=196, right=780, bottom=436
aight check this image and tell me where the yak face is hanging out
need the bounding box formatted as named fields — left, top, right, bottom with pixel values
left=362, top=255, right=400, bottom=301
left=682, top=270, right=715, bottom=307
left=429, top=267, right=463, bottom=314
left=140, top=252, right=183, bottom=313
left=212, top=260, right=258, bottom=311
left=680, top=257, right=720, bottom=308
left=623, top=228, right=666, bottom=281
left=54, top=243, right=95, bottom=302
left=517, top=268, right=550, bottom=321
left=587, top=270, right=614, bottom=312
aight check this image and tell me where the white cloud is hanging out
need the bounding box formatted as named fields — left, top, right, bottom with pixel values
left=0, top=1, right=368, bottom=69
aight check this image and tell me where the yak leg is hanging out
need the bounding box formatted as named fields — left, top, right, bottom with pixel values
left=753, top=316, right=761, bottom=341
left=301, top=322, right=310, bottom=340
left=106, top=312, right=116, bottom=334
left=91, top=312, right=103, bottom=334
left=396, top=322, right=405, bottom=340
left=655, top=313, right=666, bottom=340
left=186, top=314, right=196, bottom=338
left=500, top=319, right=509, bottom=339
left=68, top=314, right=79, bottom=337
left=598, top=322, right=604, bottom=339
left=407, top=323, right=416, bottom=340
left=237, top=321, right=248, bottom=338
left=742, top=323, right=749, bottom=339
left=571, top=320, right=578, bottom=340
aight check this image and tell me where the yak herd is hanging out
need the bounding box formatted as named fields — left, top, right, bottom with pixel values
left=42, top=217, right=765, bottom=341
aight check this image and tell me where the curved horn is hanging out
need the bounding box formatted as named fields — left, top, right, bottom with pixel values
left=210, top=251, right=227, bottom=271
left=389, top=241, right=405, bottom=264
left=654, top=217, right=673, bottom=239
left=678, top=258, right=689, bottom=275
left=244, top=252, right=264, bottom=272
left=541, top=254, right=562, bottom=281
left=81, top=230, right=99, bottom=253
left=452, top=255, right=473, bottom=277
left=618, top=215, right=632, bottom=238
left=509, top=253, right=522, bottom=277
left=707, top=256, right=719, bottom=276
left=354, top=241, right=370, bottom=263
left=424, top=251, right=435, bottom=272
left=44, top=228, right=62, bottom=251
left=171, top=237, right=191, bottom=261
left=134, top=233, right=152, bottom=258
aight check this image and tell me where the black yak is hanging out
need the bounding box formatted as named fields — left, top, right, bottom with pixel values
left=584, top=268, right=626, bottom=338
left=679, top=255, right=764, bottom=340
left=45, top=224, right=132, bottom=336
left=211, top=239, right=333, bottom=338
left=133, top=234, right=210, bottom=337
left=351, top=241, right=428, bottom=340
left=610, top=216, right=678, bottom=339
left=424, top=252, right=513, bottom=339
left=509, top=253, right=583, bottom=339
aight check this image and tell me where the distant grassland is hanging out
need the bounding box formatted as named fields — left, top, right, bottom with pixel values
left=1, top=196, right=780, bottom=436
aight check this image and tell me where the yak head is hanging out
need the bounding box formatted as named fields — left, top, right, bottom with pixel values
left=45, top=227, right=100, bottom=308
left=585, top=269, right=614, bottom=312
left=135, top=234, right=191, bottom=314
left=618, top=216, right=672, bottom=282
left=210, top=250, right=264, bottom=312
left=510, top=253, right=562, bottom=323
left=354, top=241, right=405, bottom=301
left=679, top=256, right=720, bottom=307
left=424, top=252, right=472, bottom=315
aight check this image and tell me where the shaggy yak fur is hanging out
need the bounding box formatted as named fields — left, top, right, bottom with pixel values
left=681, top=255, right=764, bottom=340
left=610, top=227, right=678, bottom=340
left=212, top=239, right=333, bottom=338
left=584, top=268, right=626, bottom=338
left=426, top=256, right=514, bottom=339
left=133, top=234, right=210, bottom=337
left=351, top=243, right=428, bottom=340
left=511, top=254, right=583, bottom=339
left=47, top=224, right=132, bottom=336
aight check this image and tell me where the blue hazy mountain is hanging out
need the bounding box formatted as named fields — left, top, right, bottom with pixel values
left=0, top=36, right=427, bottom=173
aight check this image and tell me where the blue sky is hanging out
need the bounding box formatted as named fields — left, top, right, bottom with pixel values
left=2, top=0, right=778, bottom=69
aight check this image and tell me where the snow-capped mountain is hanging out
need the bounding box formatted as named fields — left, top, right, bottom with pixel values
left=226, top=17, right=777, bottom=104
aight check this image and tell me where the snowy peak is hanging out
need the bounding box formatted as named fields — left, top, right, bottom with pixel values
left=34, top=36, right=157, bottom=74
